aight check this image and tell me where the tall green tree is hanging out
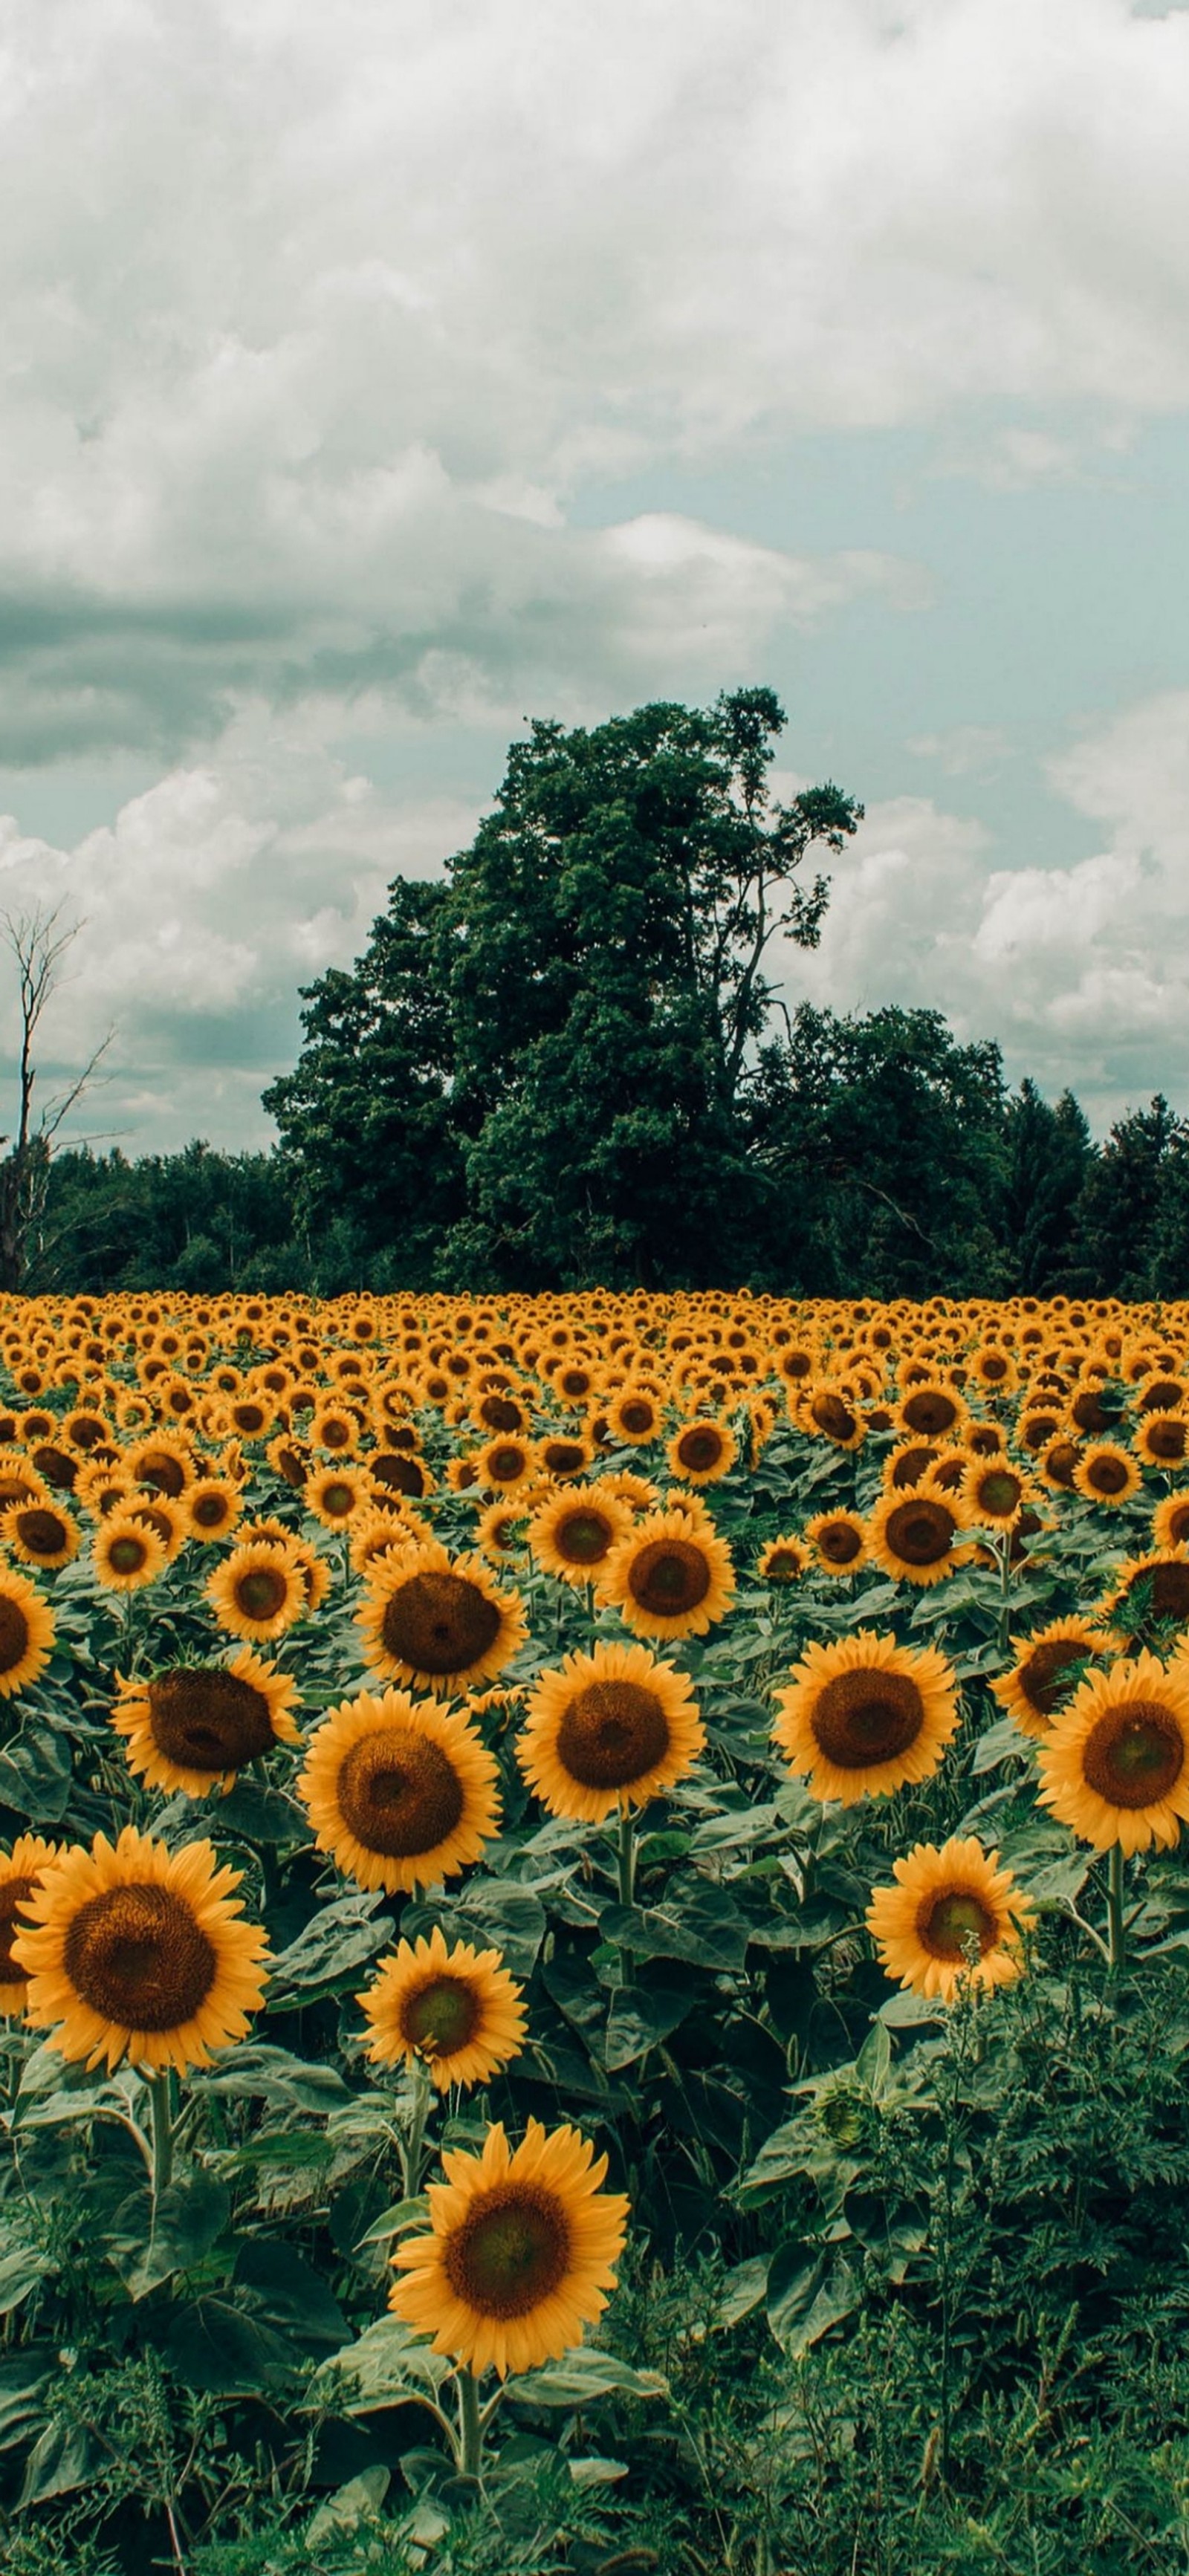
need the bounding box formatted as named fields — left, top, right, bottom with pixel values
left=1000, top=1078, right=1092, bottom=1293
left=1069, top=1094, right=1185, bottom=1297
left=268, top=690, right=863, bottom=1289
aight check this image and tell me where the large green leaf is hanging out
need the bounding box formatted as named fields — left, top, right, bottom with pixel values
left=105, top=2167, right=231, bottom=2299
left=265, top=1893, right=392, bottom=2005
left=511, top=2346, right=668, bottom=2407
left=766, top=2240, right=858, bottom=2355
left=192, top=2041, right=351, bottom=2111
left=0, top=1723, right=73, bottom=1820
left=309, top=2314, right=453, bottom=2416
left=599, top=1880, right=751, bottom=1970
left=0, top=2242, right=52, bottom=2316
left=161, top=2241, right=349, bottom=2393
left=604, top=1973, right=695, bottom=2071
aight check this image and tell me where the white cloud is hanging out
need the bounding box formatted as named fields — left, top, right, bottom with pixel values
left=787, top=689, right=1189, bottom=1128
left=908, top=724, right=1011, bottom=777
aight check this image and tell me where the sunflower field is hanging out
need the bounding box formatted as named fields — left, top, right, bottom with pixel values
left=5, top=1291, right=1189, bottom=2573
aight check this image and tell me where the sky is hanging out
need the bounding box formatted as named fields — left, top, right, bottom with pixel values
left=1, top=0, right=1189, bottom=1155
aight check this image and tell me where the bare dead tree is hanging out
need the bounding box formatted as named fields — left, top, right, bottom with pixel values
left=0, top=904, right=114, bottom=1293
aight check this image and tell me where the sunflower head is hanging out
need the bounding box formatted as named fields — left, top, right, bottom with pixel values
left=773, top=1629, right=960, bottom=1805
left=529, top=1486, right=631, bottom=1586
left=804, top=1510, right=868, bottom=1574
left=358, top=1924, right=526, bottom=2089
left=868, top=1485, right=966, bottom=1588
left=757, top=1534, right=809, bottom=1585
left=297, top=1687, right=501, bottom=1894
left=1036, top=1652, right=1189, bottom=1852
left=0, top=1566, right=56, bottom=1696
left=357, top=1539, right=526, bottom=1693
left=206, top=1539, right=309, bottom=1642
left=866, top=1836, right=1034, bottom=2001
left=111, top=1649, right=302, bottom=1797
left=389, top=2117, right=629, bottom=2379
left=600, top=1505, right=735, bottom=1641
left=991, top=1617, right=1106, bottom=1739
left=518, top=1639, right=704, bottom=1823
left=0, top=1835, right=59, bottom=2014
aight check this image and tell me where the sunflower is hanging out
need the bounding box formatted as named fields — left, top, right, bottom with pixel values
left=537, top=1433, right=594, bottom=1481
left=0, top=1836, right=59, bottom=2014
left=125, top=1437, right=195, bottom=1500
left=757, top=1534, right=809, bottom=1584
left=0, top=1566, right=56, bottom=1697
left=1134, top=1410, right=1189, bottom=1470
left=529, top=1486, right=631, bottom=1586
left=600, top=1471, right=661, bottom=1516
left=866, top=1837, right=1034, bottom=2001
left=371, top=1449, right=436, bottom=1501
left=665, top=1417, right=737, bottom=1487
left=1036, top=1435, right=1082, bottom=1493
left=606, top=1386, right=664, bottom=1447
left=389, top=2117, right=629, bottom=2379
left=357, top=1539, right=526, bottom=1693
left=772, top=1630, right=960, bottom=1805
left=358, top=1925, right=527, bottom=2090
left=476, top=1435, right=537, bottom=1493
left=265, top=1433, right=310, bottom=1490
left=600, top=1505, right=734, bottom=1643
left=991, top=1615, right=1106, bottom=1739
left=13, top=1825, right=269, bottom=2074
left=796, top=1383, right=866, bottom=1450
left=1095, top=1548, right=1189, bottom=1639
left=1153, top=1494, right=1189, bottom=1554
left=882, top=1439, right=942, bottom=1493
left=517, top=1640, right=704, bottom=1823
left=91, top=1510, right=168, bottom=1594
left=473, top=1500, right=529, bottom=1568
left=129, top=1494, right=189, bottom=1565
left=111, top=1649, right=302, bottom=1797
left=206, top=1540, right=309, bottom=1644
left=803, top=1510, right=869, bottom=1575
left=303, top=1463, right=375, bottom=1529
left=959, top=1458, right=1037, bottom=1528
left=896, top=1381, right=967, bottom=1441
left=1036, top=1654, right=1189, bottom=1852
left=183, top=1477, right=245, bottom=1544
left=866, top=1485, right=967, bottom=1588
left=1, top=1497, right=82, bottom=1570
left=297, top=1687, right=501, bottom=1895
left=1072, top=1443, right=1144, bottom=1508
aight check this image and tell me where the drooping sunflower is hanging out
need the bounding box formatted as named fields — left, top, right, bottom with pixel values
left=357, top=1539, right=526, bottom=1693
left=895, top=1381, right=968, bottom=1442
left=1135, top=1410, right=1189, bottom=1470
left=1072, top=1443, right=1144, bottom=1508
left=0, top=1566, right=56, bottom=1697
left=0, top=1836, right=59, bottom=2015
left=990, top=1615, right=1106, bottom=1739
left=1095, top=1547, right=1189, bottom=1639
left=125, top=1436, right=195, bottom=1500
left=1, top=1497, right=82, bottom=1570
left=866, top=1485, right=967, bottom=1588
left=1035, top=1653, right=1189, bottom=1852
left=91, top=1511, right=168, bottom=1593
left=111, top=1649, right=302, bottom=1797
left=297, top=1687, right=501, bottom=1894
left=389, top=2117, right=629, bottom=2379
left=517, top=1640, right=704, bottom=1823
left=528, top=1486, right=631, bottom=1587
left=1036, top=1434, right=1083, bottom=1493
left=866, top=1837, right=1034, bottom=2001
left=13, top=1826, right=270, bottom=2073
left=795, top=1383, right=866, bottom=1450
left=772, top=1630, right=960, bottom=1805
left=803, top=1510, right=869, bottom=1575
left=665, top=1417, right=737, bottom=1487
left=756, top=1534, right=809, bottom=1585
left=358, top=1925, right=527, bottom=2090
left=600, top=1505, right=735, bottom=1642
left=206, top=1540, right=309, bottom=1644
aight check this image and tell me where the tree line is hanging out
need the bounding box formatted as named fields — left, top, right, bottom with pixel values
left=13, top=689, right=1189, bottom=1301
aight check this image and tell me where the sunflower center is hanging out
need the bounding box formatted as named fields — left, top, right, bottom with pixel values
left=320, top=1482, right=357, bottom=1519
left=337, top=1725, right=465, bottom=1856
left=1126, top=1563, right=1189, bottom=1623
left=108, top=1534, right=149, bottom=1574
left=556, top=1679, right=670, bottom=1788
left=620, top=1403, right=655, bottom=1436
left=1167, top=1508, right=1189, bottom=1548
left=236, top=1567, right=289, bottom=1620
left=63, top=1885, right=216, bottom=2032
left=676, top=1427, right=724, bottom=1473
left=380, top=1571, right=501, bottom=1675
left=554, top=1511, right=615, bottom=1566
left=148, top=1670, right=275, bottom=1771
left=811, top=1669, right=924, bottom=1768
left=977, top=1471, right=1023, bottom=1518
left=890, top=1444, right=938, bottom=1490
left=1147, top=1419, right=1188, bottom=1460
left=480, top=1398, right=524, bottom=1433
left=810, top=1395, right=856, bottom=1441
left=1086, top=1454, right=1129, bottom=1495
left=444, top=2181, right=571, bottom=2320
left=0, top=1876, right=36, bottom=1984
left=764, top=1548, right=801, bottom=1581
left=138, top=1453, right=187, bottom=1497
left=373, top=1455, right=427, bottom=1496
left=1043, top=1441, right=1080, bottom=1487
left=1018, top=1638, right=1087, bottom=1718
left=883, top=1499, right=956, bottom=1566
left=919, top=1889, right=997, bottom=1962
left=487, top=1447, right=527, bottom=1482
left=1083, top=1701, right=1185, bottom=1806
left=626, top=1538, right=710, bottom=1617
left=192, top=1490, right=233, bottom=1527
left=902, top=1392, right=959, bottom=1435
left=401, top=1973, right=481, bottom=2056
left=542, top=1442, right=588, bottom=1476
left=0, top=1598, right=31, bottom=1671
left=817, top=1519, right=863, bottom=1565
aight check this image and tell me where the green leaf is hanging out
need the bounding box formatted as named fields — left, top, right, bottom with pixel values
left=712, top=2254, right=771, bottom=2330
left=308, top=2314, right=452, bottom=2415
left=406, top=1878, right=548, bottom=1979
left=105, top=2168, right=230, bottom=2299
left=0, top=1724, right=73, bottom=1820
left=604, top=1973, right=695, bottom=2071
left=511, top=2346, right=668, bottom=2407
left=599, top=1881, right=751, bottom=1970
left=265, top=1895, right=392, bottom=2005
left=161, top=2242, right=348, bottom=2394
left=214, top=1777, right=306, bottom=1844
left=19, top=2418, right=104, bottom=2508
left=305, top=2466, right=390, bottom=2546
left=766, top=2240, right=858, bottom=2355
left=0, top=2351, right=54, bottom=2451
left=855, top=2022, right=892, bottom=2097
left=971, top=1716, right=1030, bottom=1776
left=0, top=2244, right=51, bottom=2315
left=1023, top=1851, right=1094, bottom=1904
left=191, top=2041, right=351, bottom=2111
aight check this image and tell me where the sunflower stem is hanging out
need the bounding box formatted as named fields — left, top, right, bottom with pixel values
left=400, top=2060, right=433, bottom=2201
left=996, top=1537, right=1014, bottom=1655
left=147, top=2071, right=175, bottom=2202
left=1107, top=1842, right=1127, bottom=1977
left=616, top=1804, right=637, bottom=1909
left=456, top=2364, right=484, bottom=2479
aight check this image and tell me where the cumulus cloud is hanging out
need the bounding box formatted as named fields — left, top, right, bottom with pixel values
left=788, top=690, right=1189, bottom=1129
